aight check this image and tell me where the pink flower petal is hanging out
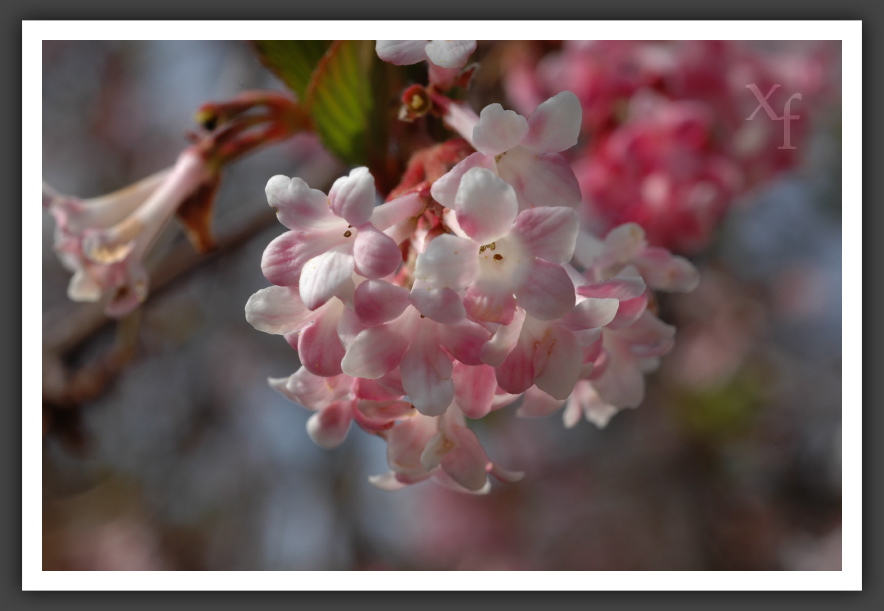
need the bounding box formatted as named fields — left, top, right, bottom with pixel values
left=424, top=40, right=476, bottom=69
left=488, top=461, right=524, bottom=483
left=299, top=246, right=355, bottom=310
left=375, top=40, right=429, bottom=65
left=633, top=247, right=700, bottom=292
left=533, top=325, right=582, bottom=400
left=521, top=91, right=582, bottom=154
left=480, top=307, right=527, bottom=366
left=353, top=399, right=415, bottom=432
left=297, top=301, right=346, bottom=377
left=370, top=191, right=426, bottom=231
left=386, top=415, right=438, bottom=479
left=245, top=285, right=313, bottom=335
left=429, top=152, right=495, bottom=209
left=577, top=276, right=647, bottom=301
left=306, top=400, right=352, bottom=449
left=455, top=167, right=519, bottom=244
left=328, top=167, right=377, bottom=227
left=413, top=233, right=478, bottom=289
left=440, top=425, right=489, bottom=492
left=270, top=368, right=347, bottom=410
left=510, top=206, right=579, bottom=263
left=605, top=294, right=648, bottom=329
left=261, top=228, right=342, bottom=287
left=354, top=279, right=411, bottom=327
left=560, top=297, right=620, bottom=331
left=495, top=330, right=536, bottom=396
left=265, top=175, right=334, bottom=231
left=464, top=281, right=517, bottom=325
left=497, top=148, right=582, bottom=210
left=400, top=334, right=455, bottom=416
left=592, top=342, right=646, bottom=408
left=514, top=259, right=575, bottom=321
left=440, top=319, right=492, bottom=366
left=352, top=224, right=402, bottom=279
left=516, top=385, right=566, bottom=418
left=341, top=319, right=411, bottom=379
left=452, top=363, right=497, bottom=419
left=472, top=103, right=528, bottom=157
left=410, top=287, right=466, bottom=325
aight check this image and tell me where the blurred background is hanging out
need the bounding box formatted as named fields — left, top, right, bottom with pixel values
left=42, top=40, right=842, bottom=571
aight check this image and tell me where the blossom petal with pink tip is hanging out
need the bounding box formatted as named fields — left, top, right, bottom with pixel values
left=495, top=333, right=536, bottom=396
left=430, top=153, right=495, bottom=209
left=329, top=167, right=376, bottom=227
left=634, top=247, right=700, bottom=292
left=261, top=229, right=342, bottom=287
left=514, top=259, right=575, bottom=321
left=440, top=425, right=489, bottom=492
left=341, top=322, right=411, bottom=379
left=517, top=385, right=566, bottom=418
left=266, top=175, right=334, bottom=231
left=455, top=168, right=519, bottom=244
left=480, top=307, right=527, bottom=366
left=245, top=285, right=313, bottom=335
left=354, top=279, right=411, bottom=327
left=521, top=90, right=582, bottom=154
left=424, top=40, right=476, bottom=69
left=370, top=191, right=425, bottom=231
left=440, top=320, right=492, bottom=366
left=375, top=40, right=428, bottom=65
left=511, top=206, right=579, bottom=263
left=472, top=104, right=528, bottom=157
left=352, top=224, right=402, bottom=279
left=497, top=149, right=582, bottom=209
left=297, top=304, right=345, bottom=377
left=533, top=325, right=582, bottom=400
left=464, top=282, right=517, bottom=325
left=560, top=297, right=620, bottom=330
left=306, top=401, right=352, bottom=449
left=453, top=363, right=497, bottom=419
left=299, top=246, right=355, bottom=310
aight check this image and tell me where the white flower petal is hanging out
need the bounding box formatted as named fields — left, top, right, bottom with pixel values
left=514, top=259, right=575, bottom=321
left=430, top=152, right=495, bottom=210
left=328, top=167, right=377, bottom=227
left=299, top=247, right=355, bottom=310
left=375, top=40, right=429, bottom=65
left=266, top=175, right=333, bottom=231
left=497, top=149, right=581, bottom=210
left=472, top=103, right=528, bottom=157
left=510, top=206, right=579, bottom=264
left=245, top=285, right=313, bottom=335
left=413, top=233, right=478, bottom=289
left=424, top=40, right=476, bottom=69
left=521, top=90, right=582, bottom=153
left=455, top=167, right=519, bottom=244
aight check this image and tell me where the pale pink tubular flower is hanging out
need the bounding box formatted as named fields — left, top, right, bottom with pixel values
left=43, top=148, right=213, bottom=317
left=260, top=167, right=425, bottom=311
left=420, top=167, right=580, bottom=325
left=433, top=91, right=583, bottom=211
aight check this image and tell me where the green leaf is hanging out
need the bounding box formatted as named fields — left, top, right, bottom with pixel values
left=252, top=41, right=332, bottom=101
left=305, top=40, right=384, bottom=167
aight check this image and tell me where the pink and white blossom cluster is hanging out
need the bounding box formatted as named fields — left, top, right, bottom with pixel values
left=246, top=90, right=698, bottom=493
